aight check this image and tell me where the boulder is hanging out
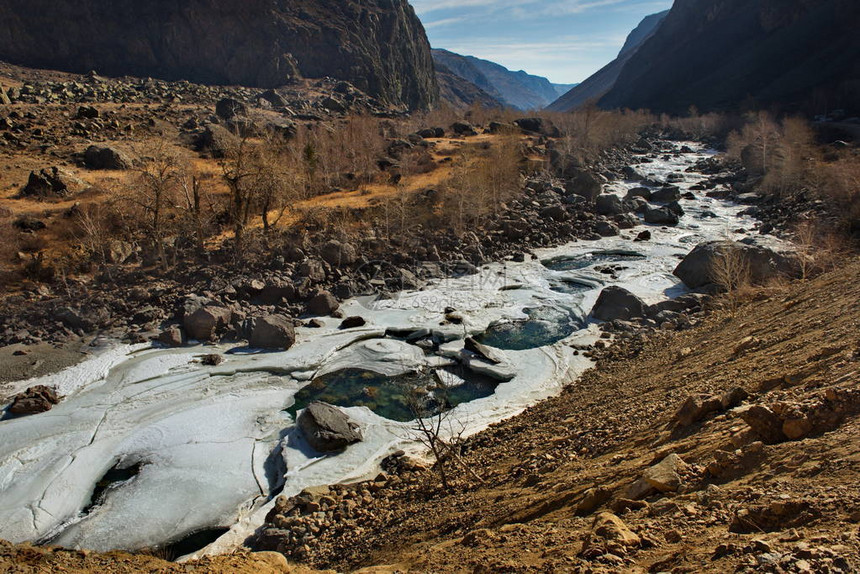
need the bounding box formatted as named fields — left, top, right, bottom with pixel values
left=591, top=286, right=646, bottom=321
left=586, top=512, right=640, bottom=548
left=258, top=281, right=296, bottom=305
left=215, top=98, right=247, bottom=120
left=651, top=185, right=681, bottom=203
left=595, top=221, right=620, bottom=237
left=642, top=454, right=687, bottom=493
left=464, top=337, right=506, bottom=365
left=625, top=186, right=651, bottom=201
left=673, top=241, right=799, bottom=290
left=250, top=315, right=296, bottom=350
left=306, top=290, right=339, bottom=316
left=737, top=405, right=787, bottom=444
left=296, top=259, right=326, bottom=282
left=199, top=123, right=239, bottom=158
left=157, top=325, right=185, bottom=347
left=644, top=206, right=679, bottom=225
left=8, top=385, right=59, bottom=415
left=297, top=401, right=363, bottom=452
left=565, top=171, right=602, bottom=202
left=319, top=240, right=357, bottom=267
left=595, top=194, right=624, bottom=216
left=21, top=167, right=87, bottom=198
left=451, top=121, right=477, bottom=136
left=513, top=117, right=560, bottom=137
left=84, top=145, right=133, bottom=170
left=339, top=316, right=366, bottom=329
left=183, top=305, right=232, bottom=341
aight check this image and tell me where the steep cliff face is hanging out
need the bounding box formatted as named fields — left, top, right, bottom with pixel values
left=546, top=10, right=667, bottom=112
left=432, top=49, right=564, bottom=110
left=599, top=0, right=860, bottom=114
left=0, top=0, right=438, bottom=110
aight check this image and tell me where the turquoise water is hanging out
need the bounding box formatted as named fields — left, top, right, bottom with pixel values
left=475, top=306, right=584, bottom=351
left=287, top=367, right=499, bottom=423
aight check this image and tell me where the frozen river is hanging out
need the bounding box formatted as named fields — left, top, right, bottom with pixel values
left=0, top=143, right=784, bottom=556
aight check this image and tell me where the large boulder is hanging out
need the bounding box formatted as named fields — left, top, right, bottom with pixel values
left=84, top=145, right=133, bottom=170
left=319, top=240, right=357, bottom=267
left=297, top=401, right=363, bottom=452
left=306, top=290, right=339, bottom=316
left=199, top=123, right=239, bottom=158
left=215, top=98, right=247, bottom=121
left=8, top=385, right=60, bottom=416
left=591, top=286, right=646, bottom=321
left=250, top=315, right=296, bottom=350
left=20, top=167, right=87, bottom=198
left=644, top=205, right=679, bottom=225
left=184, top=305, right=232, bottom=341
left=595, top=194, right=625, bottom=216
left=565, top=171, right=602, bottom=202
left=650, top=185, right=681, bottom=203
left=673, top=241, right=799, bottom=289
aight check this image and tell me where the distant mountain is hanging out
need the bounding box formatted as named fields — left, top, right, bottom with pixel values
left=431, top=49, right=569, bottom=110
left=0, top=0, right=438, bottom=110
left=547, top=10, right=668, bottom=112
left=552, top=83, right=578, bottom=98
left=435, top=62, right=504, bottom=110
left=599, top=0, right=860, bottom=115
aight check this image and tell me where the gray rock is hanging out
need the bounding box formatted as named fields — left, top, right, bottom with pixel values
left=250, top=315, right=296, bottom=350
left=215, top=98, right=247, bottom=120
left=297, top=401, right=363, bottom=452
left=319, top=240, right=357, bottom=267
left=644, top=206, right=679, bottom=225
left=651, top=185, right=681, bottom=203
left=306, top=290, right=339, bottom=316
left=591, top=286, right=646, bottom=321
left=566, top=172, right=602, bottom=202
left=21, top=167, right=87, bottom=198
left=84, top=145, right=133, bottom=170
left=595, top=194, right=624, bottom=216
left=184, top=306, right=232, bottom=341
left=673, top=241, right=800, bottom=289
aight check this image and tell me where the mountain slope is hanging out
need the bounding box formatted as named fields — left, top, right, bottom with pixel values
left=432, top=49, right=566, bottom=110
left=0, top=0, right=438, bottom=110
left=599, top=0, right=860, bottom=114
left=547, top=10, right=668, bottom=112
left=435, top=63, right=504, bottom=110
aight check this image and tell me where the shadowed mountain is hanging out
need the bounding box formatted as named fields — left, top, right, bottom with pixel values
left=435, top=63, right=504, bottom=110
left=599, top=0, right=860, bottom=115
left=432, top=49, right=573, bottom=110
left=0, top=0, right=438, bottom=110
left=547, top=10, right=668, bottom=112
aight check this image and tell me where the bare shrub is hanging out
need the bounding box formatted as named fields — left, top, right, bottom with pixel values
left=709, top=244, right=752, bottom=316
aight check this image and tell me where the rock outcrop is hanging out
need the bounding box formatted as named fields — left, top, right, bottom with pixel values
left=598, top=0, right=860, bottom=114
left=0, top=0, right=438, bottom=110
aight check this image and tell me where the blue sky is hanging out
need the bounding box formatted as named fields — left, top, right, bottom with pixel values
left=410, top=0, right=674, bottom=84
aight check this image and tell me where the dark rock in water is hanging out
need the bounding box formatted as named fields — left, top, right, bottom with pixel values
left=464, top=336, right=506, bottom=365
left=595, top=221, right=620, bottom=237
left=644, top=206, right=679, bottom=225
left=673, top=241, right=800, bottom=289
left=250, top=315, right=296, bottom=349
left=625, top=187, right=651, bottom=201
left=650, top=186, right=681, bottom=203
left=8, top=385, right=59, bottom=415
left=201, top=354, right=224, bottom=366
left=634, top=230, right=652, bottom=242
left=297, top=401, right=363, bottom=452
left=21, top=167, right=86, bottom=198
left=306, top=290, right=339, bottom=316
left=591, top=286, right=646, bottom=321
left=666, top=200, right=684, bottom=216
left=0, top=0, right=438, bottom=110
left=184, top=306, right=232, bottom=341
left=339, top=316, right=367, bottom=330
left=84, top=145, right=133, bottom=170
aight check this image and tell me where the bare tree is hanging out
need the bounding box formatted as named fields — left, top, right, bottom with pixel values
left=130, top=140, right=181, bottom=268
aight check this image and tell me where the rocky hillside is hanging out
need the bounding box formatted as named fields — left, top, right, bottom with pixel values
left=599, top=0, right=860, bottom=114
left=0, top=0, right=438, bottom=110
left=547, top=10, right=668, bottom=112
left=432, top=49, right=567, bottom=110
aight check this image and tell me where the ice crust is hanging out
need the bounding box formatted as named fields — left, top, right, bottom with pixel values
left=0, top=143, right=787, bottom=554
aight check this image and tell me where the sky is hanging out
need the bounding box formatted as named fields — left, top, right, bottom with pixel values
left=410, top=0, right=674, bottom=85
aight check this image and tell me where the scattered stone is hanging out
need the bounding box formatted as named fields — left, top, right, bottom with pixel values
left=297, top=401, right=363, bottom=453
left=20, top=167, right=87, bottom=198
left=157, top=325, right=185, bottom=347
left=184, top=305, right=232, bottom=341
left=306, top=291, right=339, bottom=316
left=339, top=316, right=367, bottom=330
left=642, top=453, right=687, bottom=493
left=8, top=385, right=60, bottom=415
left=201, top=354, right=223, bottom=366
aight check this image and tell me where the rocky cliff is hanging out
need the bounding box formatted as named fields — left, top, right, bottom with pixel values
left=599, top=0, right=860, bottom=114
left=432, top=49, right=565, bottom=110
left=0, top=0, right=438, bottom=110
left=547, top=10, right=667, bottom=112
